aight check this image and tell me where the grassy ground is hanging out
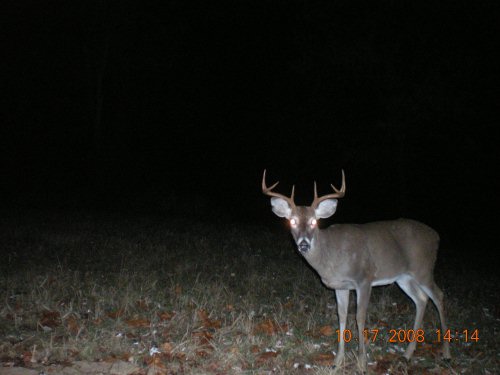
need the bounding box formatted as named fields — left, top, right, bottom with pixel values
left=0, top=209, right=498, bottom=374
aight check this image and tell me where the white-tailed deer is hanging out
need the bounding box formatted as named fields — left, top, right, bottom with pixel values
left=262, top=170, right=450, bottom=372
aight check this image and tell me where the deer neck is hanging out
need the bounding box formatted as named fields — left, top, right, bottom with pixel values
left=302, top=229, right=325, bottom=267
left=301, top=226, right=350, bottom=287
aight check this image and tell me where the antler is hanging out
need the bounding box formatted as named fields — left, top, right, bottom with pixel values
left=262, top=170, right=296, bottom=209
left=311, top=169, right=346, bottom=208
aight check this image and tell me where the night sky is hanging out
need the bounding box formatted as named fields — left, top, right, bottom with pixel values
left=1, top=2, right=497, bottom=261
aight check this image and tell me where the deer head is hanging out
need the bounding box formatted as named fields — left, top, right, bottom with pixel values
left=262, top=170, right=346, bottom=253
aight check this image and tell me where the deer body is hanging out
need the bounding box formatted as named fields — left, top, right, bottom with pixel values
left=262, top=171, right=451, bottom=372
left=308, top=219, right=438, bottom=290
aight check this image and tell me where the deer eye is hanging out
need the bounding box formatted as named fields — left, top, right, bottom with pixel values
left=310, top=218, right=317, bottom=227
left=290, top=218, right=298, bottom=227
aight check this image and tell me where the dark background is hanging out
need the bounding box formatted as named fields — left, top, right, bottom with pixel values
left=1, top=2, right=497, bottom=263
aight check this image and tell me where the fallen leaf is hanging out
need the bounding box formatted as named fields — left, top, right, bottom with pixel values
left=107, top=308, right=125, bottom=319
left=136, top=299, right=150, bottom=311
left=161, top=342, right=174, bottom=354
left=174, top=284, right=182, bottom=296
left=66, top=315, right=80, bottom=335
left=311, top=352, right=335, bottom=366
left=255, top=351, right=279, bottom=365
left=121, top=352, right=133, bottom=362
left=174, top=352, right=186, bottom=361
left=192, top=330, right=214, bottom=346
left=145, top=355, right=168, bottom=374
left=229, top=346, right=239, bottom=354
left=319, top=325, right=334, bottom=337
left=205, top=362, right=220, bottom=372
left=125, top=318, right=151, bottom=328
left=158, top=311, right=175, bottom=321
left=196, top=350, right=210, bottom=358
left=374, top=353, right=400, bottom=373
left=250, top=345, right=260, bottom=354
left=22, top=351, right=32, bottom=365
left=197, top=309, right=222, bottom=329
left=102, top=356, right=119, bottom=363
left=40, top=311, right=61, bottom=328
left=253, top=319, right=288, bottom=335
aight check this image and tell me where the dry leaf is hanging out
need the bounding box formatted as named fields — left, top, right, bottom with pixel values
left=66, top=315, right=80, bottom=335
left=121, top=352, right=133, bottom=362
left=250, top=345, right=260, bottom=354
left=253, top=319, right=288, bottom=335
left=161, top=342, right=173, bottom=354
left=107, top=308, right=125, bottom=319
left=125, top=318, right=150, bottom=328
left=205, top=362, right=220, bottom=372
left=22, top=351, right=32, bottom=365
left=174, top=284, right=182, bottom=296
left=229, top=346, right=239, bottom=354
left=311, top=352, right=335, bottom=366
left=40, top=311, right=61, bottom=328
left=197, top=309, right=222, bottom=329
left=136, top=299, right=150, bottom=311
left=196, top=350, right=209, bottom=358
left=158, top=311, right=175, bottom=321
left=255, top=351, right=279, bottom=365
left=192, top=330, right=213, bottom=346
left=374, top=353, right=400, bottom=373
left=319, top=325, right=334, bottom=337
left=145, top=355, right=167, bottom=375
left=102, top=356, right=119, bottom=363
left=174, top=352, right=186, bottom=361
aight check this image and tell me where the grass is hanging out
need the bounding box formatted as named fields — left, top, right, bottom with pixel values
left=0, top=208, right=498, bottom=374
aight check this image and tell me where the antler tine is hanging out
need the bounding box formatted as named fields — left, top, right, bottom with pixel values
left=331, top=169, right=346, bottom=194
left=311, top=169, right=346, bottom=208
left=262, top=170, right=280, bottom=191
left=262, top=170, right=296, bottom=208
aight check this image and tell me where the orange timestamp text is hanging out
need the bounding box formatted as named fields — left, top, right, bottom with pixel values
left=335, top=328, right=479, bottom=343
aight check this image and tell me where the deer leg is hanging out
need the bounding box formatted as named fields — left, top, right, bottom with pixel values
left=355, top=283, right=372, bottom=372
left=421, top=282, right=451, bottom=359
left=334, top=289, right=349, bottom=368
left=396, top=276, right=428, bottom=360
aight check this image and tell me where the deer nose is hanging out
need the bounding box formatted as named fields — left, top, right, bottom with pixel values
left=298, top=240, right=310, bottom=253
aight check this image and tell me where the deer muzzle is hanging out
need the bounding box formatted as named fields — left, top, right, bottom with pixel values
left=298, top=239, right=311, bottom=253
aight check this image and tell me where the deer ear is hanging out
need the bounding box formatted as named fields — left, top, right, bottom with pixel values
left=315, top=199, right=337, bottom=219
left=270, top=197, right=292, bottom=219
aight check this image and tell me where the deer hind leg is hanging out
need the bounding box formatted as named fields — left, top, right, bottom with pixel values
left=396, top=275, right=428, bottom=360
left=420, top=282, right=451, bottom=359
left=355, top=283, right=372, bottom=373
left=334, top=289, right=349, bottom=368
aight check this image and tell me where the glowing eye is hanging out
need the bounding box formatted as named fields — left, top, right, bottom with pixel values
left=290, top=218, right=297, bottom=226
left=311, top=219, right=317, bottom=227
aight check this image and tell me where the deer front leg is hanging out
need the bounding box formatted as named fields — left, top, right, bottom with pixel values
left=356, top=283, right=372, bottom=373
left=334, top=289, right=349, bottom=368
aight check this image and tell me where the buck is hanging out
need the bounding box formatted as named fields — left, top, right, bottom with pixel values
left=262, top=170, right=451, bottom=371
